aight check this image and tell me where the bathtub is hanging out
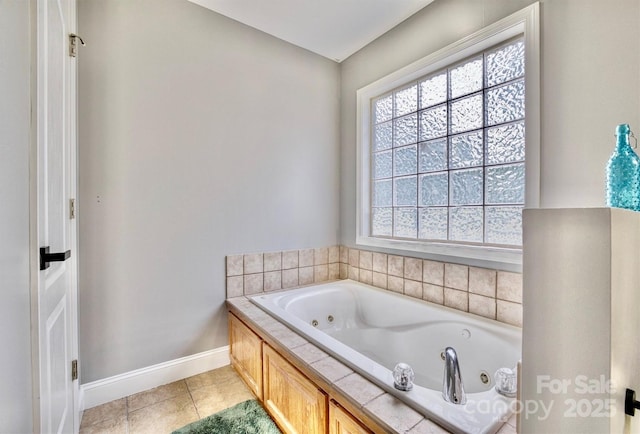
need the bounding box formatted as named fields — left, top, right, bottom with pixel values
left=250, top=279, right=521, bottom=434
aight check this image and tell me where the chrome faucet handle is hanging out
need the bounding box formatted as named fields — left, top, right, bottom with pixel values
left=442, top=347, right=466, bottom=405
left=393, top=362, right=414, bottom=391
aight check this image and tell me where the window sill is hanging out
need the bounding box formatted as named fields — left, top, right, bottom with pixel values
left=356, top=235, right=522, bottom=269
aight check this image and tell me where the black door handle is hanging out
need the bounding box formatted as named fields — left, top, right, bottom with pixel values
left=40, top=246, right=71, bottom=270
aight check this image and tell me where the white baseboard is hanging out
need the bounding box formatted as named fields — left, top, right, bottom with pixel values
left=81, top=346, right=230, bottom=410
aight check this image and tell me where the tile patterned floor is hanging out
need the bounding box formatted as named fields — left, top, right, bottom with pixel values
left=79, top=365, right=254, bottom=434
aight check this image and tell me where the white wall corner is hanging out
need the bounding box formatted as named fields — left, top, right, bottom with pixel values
left=80, top=346, right=230, bottom=410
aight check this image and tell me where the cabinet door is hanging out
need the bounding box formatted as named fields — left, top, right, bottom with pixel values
left=229, top=313, right=263, bottom=399
left=263, top=343, right=327, bottom=434
left=329, top=400, right=371, bottom=434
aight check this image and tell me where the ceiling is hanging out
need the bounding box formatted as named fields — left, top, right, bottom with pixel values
left=187, top=0, right=435, bottom=62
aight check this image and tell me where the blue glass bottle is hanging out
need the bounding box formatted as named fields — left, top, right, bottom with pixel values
left=606, top=123, right=640, bottom=211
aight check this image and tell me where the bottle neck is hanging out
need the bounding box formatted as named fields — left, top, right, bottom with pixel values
left=617, top=132, right=631, bottom=150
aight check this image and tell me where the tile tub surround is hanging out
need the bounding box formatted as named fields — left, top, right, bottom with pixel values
left=226, top=296, right=518, bottom=434
left=226, top=246, right=522, bottom=327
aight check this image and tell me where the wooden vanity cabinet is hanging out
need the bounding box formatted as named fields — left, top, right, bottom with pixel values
left=263, top=343, right=327, bottom=434
left=329, top=400, right=372, bottom=434
left=229, top=314, right=263, bottom=399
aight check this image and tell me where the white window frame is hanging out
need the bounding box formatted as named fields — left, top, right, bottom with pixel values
left=356, top=3, right=540, bottom=267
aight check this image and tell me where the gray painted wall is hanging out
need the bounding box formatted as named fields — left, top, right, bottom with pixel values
left=0, top=1, right=34, bottom=432
left=78, top=0, right=340, bottom=382
left=339, top=0, right=640, bottom=267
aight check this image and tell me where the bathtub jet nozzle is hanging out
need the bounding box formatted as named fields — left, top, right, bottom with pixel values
left=393, top=363, right=415, bottom=391
left=442, top=347, right=467, bottom=405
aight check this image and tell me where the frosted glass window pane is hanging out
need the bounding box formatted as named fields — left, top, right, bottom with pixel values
left=486, top=40, right=525, bottom=87
left=450, top=130, right=483, bottom=169
left=486, top=79, right=525, bottom=126
left=485, top=163, right=525, bottom=205
left=419, top=105, right=447, bottom=141
left=372, top=208, right=393, bottom=236
left=394, top=145, right=417, bottom=176
left=450, top=168, right=483, bottom=206
left=486, top=121, right=525, bottom=165
left=450, top=93, right=483, bottom=134
left=393, top=114, right=418, bottom=147
left=394, top=208, right=417, bottom=238
left=419, top=173, right=448, bottom=206
left=419, top=207, right=448, bottom=240
left=449, top=57, right=483, bottom=99
left=419, top=72, right=447, bottom=108
left=373, top=150, right=392, bottom=179
left=393, top=176, right=417, bottom=206
left=373, top=179, right=392, bottom=207
left=485, top=206, right=522, bottom=245
left=374, top=95, right=393, bottom=124
left=449, top=207, right=483, bottom=243
left=419, top=139, right=447, bottom=173
left=374, top=121, right=393, bottom=151
left=394, top=84, right=418, bottom=117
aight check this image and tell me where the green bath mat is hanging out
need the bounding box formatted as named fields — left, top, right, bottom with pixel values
left=172, top=399, right=281, bottom=434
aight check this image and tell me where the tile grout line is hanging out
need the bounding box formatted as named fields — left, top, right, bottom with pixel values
left=185, top=379, right=202, bottom=420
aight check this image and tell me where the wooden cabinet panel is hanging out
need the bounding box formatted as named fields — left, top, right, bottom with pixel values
left=329, top=400, right=371, bottom=434
left=229, top=313, right=263, bottom=399
left=263, top=343, right=327, bottom=434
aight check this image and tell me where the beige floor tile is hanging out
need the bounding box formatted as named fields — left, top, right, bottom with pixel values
left=185, top=365, right=238, bottom=391
left=79, top=416, right=128, bottom=434
left=128, top=394, right=198, bottom=434
left=127, top=380, right=188, bottom=412
left=80, top=398, right=127, bottom=428
left=190, top=379, right=254, bottom=417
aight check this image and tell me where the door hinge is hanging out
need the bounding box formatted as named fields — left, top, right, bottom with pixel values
left=71, top=360, right=78, bottom=381
left=69, top=33, right=85, bottom=58
left=69, top=198, right=75, bottom=219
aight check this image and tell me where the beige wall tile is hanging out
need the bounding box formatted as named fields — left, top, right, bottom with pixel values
left=328, top=245, right=340, bottom=263
left=423, top=260, right=444, bottom=285
left=314, top=247, right=329, bottom=265
left=225, top=255, right=243, bottom=276
left=314, top=264, right=329, bottom=282
left=282, top=268, right=299, bottom=288
left=243, top=273, right=263, bottom=295
left=282, top=250, right=299, bottom=269
left=364, top=394, right=423, bottom=433
left=328, top=263, right=340, bottom=280
left=334, top=373, right=384, bottom=407
left=404, top=279, right=422, bottom=299
left=497, top=271, right=523, bottom=303
left=469, top=293, right=497, bottom=320
left=310, top=357, right=354, bottom=383
left=497, top=300, right=523, bottom=327
left=388, top=255, right=404, bottom=277
left=444, top=287, right=468, bottom=311
left=340, top=245, right=349, bottom=263
left=348, top=265, right=360, bottom=281
left=264, top=271, right=282, bottom=291
left=359, top=250, right=373, bottom=270
left=339, top=263, right=348, bottom=279
left=423, top=283, right=444, bottom=304
left=404, top=257, right=423, bottom=281
left=226, top=276, right=243, bottom=298
left=372, top=271, right=387, bottom=289
left=388, top=275, right=404, bottom=293
left=349, top=248, right=360, bottom=267
left=299, top=266, right=314, bottom=285
left=469, top=267, right=497, bottom=297
left=359, top=269, right=373, bottom=285
left=263, top=252, right=282, bottom=272
left=372, top=252, right=388, bottom=273
left=243, top=253, right=263, bottom=274
left=444, top=263, right=468, bottom=290
left=299, top=249, right=314, bottom=267
left=408, top=419, right=450, bottom=434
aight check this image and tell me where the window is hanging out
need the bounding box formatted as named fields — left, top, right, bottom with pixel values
left=357, top=4, right=539, bottom=266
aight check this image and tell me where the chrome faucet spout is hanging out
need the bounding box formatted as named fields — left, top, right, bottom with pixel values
left=442, top=347, right=466, bottom=405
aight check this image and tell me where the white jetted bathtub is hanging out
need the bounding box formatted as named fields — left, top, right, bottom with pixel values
left=250, top=279, right=521, bottom=434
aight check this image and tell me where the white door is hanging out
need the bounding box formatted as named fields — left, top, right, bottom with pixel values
left=36, top=0, right=79, bottom=432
